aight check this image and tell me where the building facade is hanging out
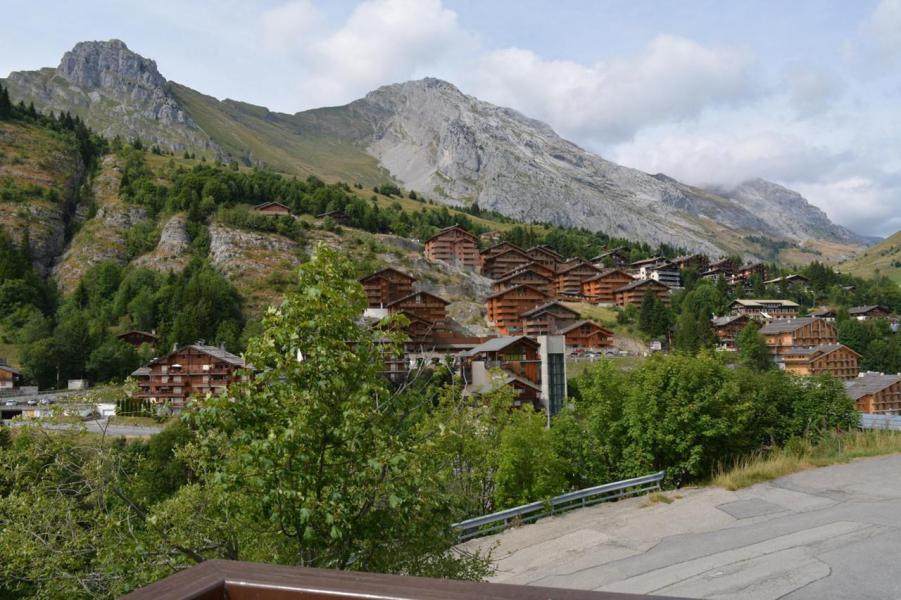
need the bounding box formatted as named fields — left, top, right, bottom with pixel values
left=614, top=279, right=670, bottom=308
left=555, top=320, right=614, bottom=349
left=581, top=269, right=635, bottom=304
left=520, top=302, right=582, bottom=337
left=481, top=248, right=533, bottom=279
left=846, top=373, right=901, bottom=414
left=729, top=299, right=800, bottom=319
left=0, top=360, right=21, bottom=390
left=758, top=318, right=838, bottom=357
left=359, top=268, right=416, bottom=308
left=491, top=268, right=554, bottom=297
left=555, top=261, right=601, bottom=299
left=385, top=291, right=449, bottom=324
left=711, top=315, right=750, bottom=350
left=253, top=201, right=292, bottom=216
left=486, top=285, right=549, bottom=335
left=782, top=344, right=861, bottom=380
left=423, top=226, right=479, bottom=268
left=131, top=344, right=248, bottom=410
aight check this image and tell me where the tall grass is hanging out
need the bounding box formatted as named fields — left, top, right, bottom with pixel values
left=714, top=430, right=901, bottom=491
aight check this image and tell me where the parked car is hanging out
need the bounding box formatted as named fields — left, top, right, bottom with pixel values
left=3, top=399, right=17, bottom=406
left=26, top=399, right=38, bottom=406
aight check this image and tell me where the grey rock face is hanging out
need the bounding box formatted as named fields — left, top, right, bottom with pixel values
left=341, top=78, right=861, bottom=254
left=132, top=214, right=191, bottom=273
left=708, top=178, right=868, bottom=245
left=2, top=40, right=217, bottom=152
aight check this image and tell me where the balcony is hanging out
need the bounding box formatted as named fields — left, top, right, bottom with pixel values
left=121, top=560, right=673, bottom=599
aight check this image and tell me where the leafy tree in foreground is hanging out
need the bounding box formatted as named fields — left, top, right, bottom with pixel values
left=736, top=321, right=772, bottom=372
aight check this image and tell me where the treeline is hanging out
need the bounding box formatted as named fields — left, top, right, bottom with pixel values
left=10, top=259, right=244, bottom=388
left=501, top=223, right=683, bottom=263
left=0, top=83, right=107, bottom=169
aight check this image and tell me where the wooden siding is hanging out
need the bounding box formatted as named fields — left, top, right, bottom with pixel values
left=486, top=286, right=549, bottom=335
left=360, top=268, right=415, bottom=308
left=386, top=291, right=448, bottom=324
left=582, top=270, right=634, bottom=304
left=481, top=248, right=533, bottom=279
left=423, top=226, right=479, bottom=268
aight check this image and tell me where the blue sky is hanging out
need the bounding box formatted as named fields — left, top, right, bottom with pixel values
left=3, top=0, right=901, bottom=237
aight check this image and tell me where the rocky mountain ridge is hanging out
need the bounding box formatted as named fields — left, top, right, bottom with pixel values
left=1, top=40, right=871, bottom=258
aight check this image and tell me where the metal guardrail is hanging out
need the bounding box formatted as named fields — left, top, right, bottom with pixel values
left=860, top=413, right=901, bottom=431
left=453, top=471, right=665, bottom=541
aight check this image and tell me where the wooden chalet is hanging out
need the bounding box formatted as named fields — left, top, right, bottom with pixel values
left=581, top=269, right=635, bottom=304
left=555, top=320, right=613, bottom=349
left=758, top=317, right=837, bottom=357
left=555, top=260, right=601, bottom=298
left=481, top=247, right=532, bottom=279
left=316, top=210, right=349, bottom=224
left=526, top=245, right=564, bottom=273
left=849, top=305, right=891, bottom=320
left=638, top=260, right=681, bottom=288
left=117, top=330, right=158, bottom=347
left=591, top=247, right=629, bottom=268
left=729, top=299, right=800, bottom=319
left=385, top=291, right=449, bottom=324
left=479, top=241, right=523, bottom=265
left=629, top=256, right=664, bottom=270
left=359, top=267, right=416, bottom=308
left=0, top=359, right=21, bottom=390
left=782, top=344, right=860, bottom=380
left=764, top=274, right=809, bottom=287
left=733, top=262, right=768, bottom=285
left=479, top=230, right=503, bottom=244
left=614, top=279, right=670, bottom=308
left=846, top=373, right=901, bottom=414
left=460, top=336, right=542, bottom=409
left=492, top=268, right=554, bottom=297
left=423, top=226, right=479, bottom=268
left=253, top=201, right=291, bottom=216
left=520, top=302, right=581, bottom=337
left=486, top=285, right=549, bottom=335
left=811, top=307, right=837, bottom=320
left=710, top=315, right=750, bottom=350
left=130, top=344, right=248, bottom=410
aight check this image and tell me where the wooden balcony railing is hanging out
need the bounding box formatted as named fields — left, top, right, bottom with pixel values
left=120, top=560, right=681, bottom=599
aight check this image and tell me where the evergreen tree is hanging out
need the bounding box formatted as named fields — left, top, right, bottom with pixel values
left=736, top=321, right=772, bottom=371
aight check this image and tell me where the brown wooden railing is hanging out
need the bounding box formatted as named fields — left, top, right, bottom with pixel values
left=120, top=560, right=682, bottom=599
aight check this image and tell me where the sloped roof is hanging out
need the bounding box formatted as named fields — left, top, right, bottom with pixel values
left=730, top=299, right=800, bottom=308
left=526, top=245, right=564, bottom=260
left=148, top=344, right=246, bottom=368
left=461, top=335, right=539, bottom=357
left=583, top=268, right=633, bottom=283
left=358, top=267, right=416, bottom=283
left=520, top=301, right=580, bottom=319
left=385, top=291, right=450, bottom=307
left=0, top=363, right=21, bottom=376
left=485, top=284, right=549, bottom=300
left=711, top=315, right=747, bottom=327
left=557, top=260, right=600, bottom=275
left=554, top=319, right=613, bottom=336
left=614, top=278, right=667, bottom=292
left=494, top=269, right=552, bottom=284
left=424, top=225, right=477, bottom=243
left=783, top=343, right=859, bottom=359
left=254, top=201, right=290, bottom=210
left=845, top=373, right=901, bottom=400
left=758, top=318, right=818, bottom=334
left=848, top=305, right=888, bottom=315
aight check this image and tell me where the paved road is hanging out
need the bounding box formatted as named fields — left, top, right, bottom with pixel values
left=12, top=419, right=162, bottom=437
left=461, top=455, right=901, bottom=599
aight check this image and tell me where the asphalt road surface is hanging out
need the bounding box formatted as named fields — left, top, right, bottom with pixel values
left=461, top=454, right=901, bottom=599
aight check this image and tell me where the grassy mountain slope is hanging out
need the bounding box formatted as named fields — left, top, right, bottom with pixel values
left=169, top=83, right=386, bottom=185
left=839, top=231, right=901, bottom=283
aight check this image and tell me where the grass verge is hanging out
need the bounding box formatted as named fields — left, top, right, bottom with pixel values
left=714, top=430, right=901, bottom=491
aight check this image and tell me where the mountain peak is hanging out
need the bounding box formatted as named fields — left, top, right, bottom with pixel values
left=57, top=39, right=165, bottom=91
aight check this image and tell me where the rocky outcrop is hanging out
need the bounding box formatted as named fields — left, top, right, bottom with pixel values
left=52, top=155, right=148, bottom=293
left=132, top=214, right=191, bottom=273
left=2, top=40, right=217, bottom=153
left=707, top=178, right=870, bottom=245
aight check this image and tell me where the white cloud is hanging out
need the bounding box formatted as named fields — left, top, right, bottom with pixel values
left=867, top=0, right=901, bottom=59
left=794, top=178, right=901, bottom=237
left=784, top=65, right=841, bottom=117
left=468, top=35, right=757, bottom=145
left=258, top=1, right=323, bottom=53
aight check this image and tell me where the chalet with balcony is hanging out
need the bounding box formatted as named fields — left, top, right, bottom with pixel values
left=729, top=299, right=800, bottom=319
left=130, top=344, right=248, bottom=410
left=637, top=260, right=681, bottom=288
left=811, top=307, right=837, bottom=320
left=711, top=315, right=750, bottom=350
left=459, top=336, right=543, bottom=408
left=581, top=269, right=635, bottom=304
left=629, top=256, right=664, bottom=270
left=614, top=279, right=670, bottom=308
left=732, top=262, right=768, bottom=286
left=117, top=330, right=158, bottom=347
left=849, top=305, right=891, bottom=320
left=521, top=302, right=581, bottom=337
left=0, top=359, right=21, bottom=390
left=555, top=260, right=601, bottom=299
left=359, top=267, right=416, bottom=308
left=670, top=254, right=710, bottom=271
left=846, top=373, right=901, bottom=414
left=491, top=268, right=554, bottom=297
left=253, top=201, right=291, bottom=216
left=527, top=245, right=564, bottom=273
left=591, top=247, right=630, bottom=268
left=782, top=344, right=860, bottom=380
left=423, top=226, right=479, bottom=268
left=481, top=247, right=532, bottom=279
left=479, top=241, right=524, bottom=265
left=385, top=291, right=449, bottom=324
left=486, top=285, right=549, bottom=335
left=702, top=257, right=739, bottom=280
left=556, top=320, right=614, bottom=349
left=758, top=317, right=838, bottom=358
left=764, top=274, right=810, bottom=287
